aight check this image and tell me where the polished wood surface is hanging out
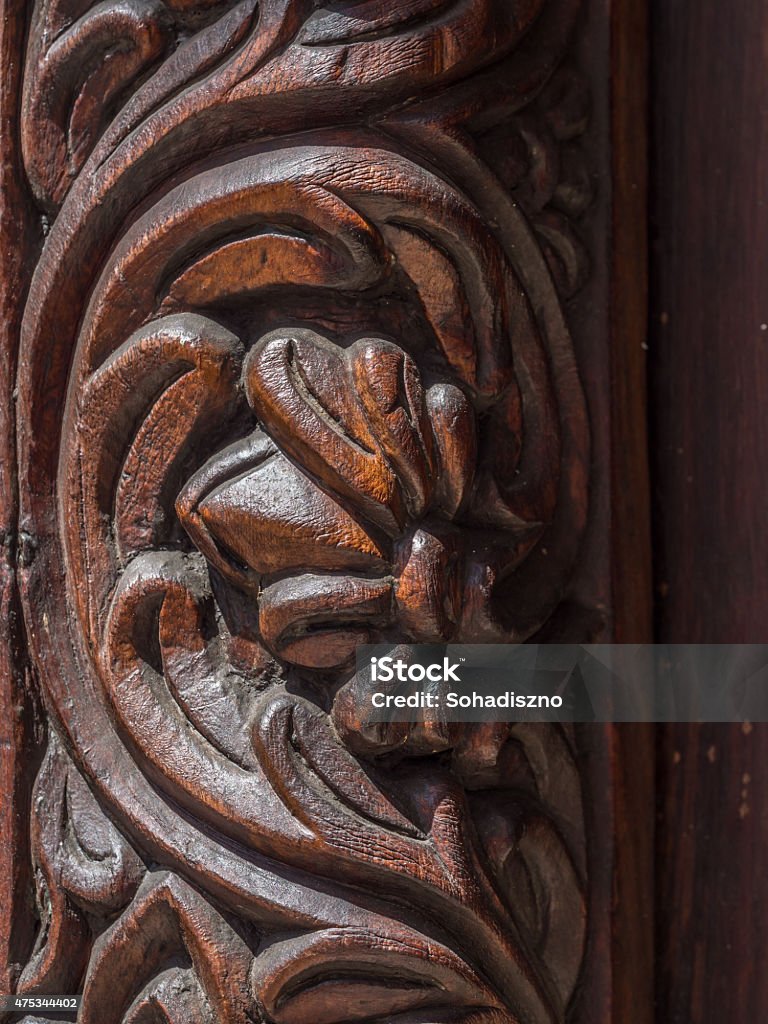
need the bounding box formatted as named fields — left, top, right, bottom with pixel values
left=651, top=2, right=768, bottom=1021
left=0, top=3, right=640, bottom=1022
left=6, top=0, right=768, bottom=1015
left=0, top=0, right=41, bottom=999
left=651, top=2, right=768, bottom=644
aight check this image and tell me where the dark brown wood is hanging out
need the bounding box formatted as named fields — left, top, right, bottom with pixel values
left=657, top=723, right=768, bottom=1023
left=1, top=2, right=650, bottom=1022
left=651, top=2, right=768, bottom=1021
left=608, top=4, right=654, bottom=1024
left=0, top=0, right=41, bottom=998
left=651, top=3, right=768, bottom=644
left=610, top=0, right=652, bottom=645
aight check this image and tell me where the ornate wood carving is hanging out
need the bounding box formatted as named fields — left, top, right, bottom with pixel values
left=2, top=2, right=620, bottom=1022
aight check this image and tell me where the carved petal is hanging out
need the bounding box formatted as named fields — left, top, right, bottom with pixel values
left=73, top=313, right=244, bottom=637
left=195, top=449, right=389, bottom=579
left=351, top=339, right=437, bottom=518
left=252, top=926, right=508, bottom=1024
left=259, top=574, right=394, bottom=668
left=394, top=527, right=462, bottom=642
left=427, top=382, right=478, bottom=517
left=80, top=873, right=254, bottom=1024
left=18, top=734, right=144, bottom=997
left=22, top=1, right=171, bottom=208
left=245, top=331, right=408, bottom=535
left=245, top=330, right=450, bottom=536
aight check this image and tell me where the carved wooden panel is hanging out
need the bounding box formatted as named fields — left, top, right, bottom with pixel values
left=1, top=3, right=651, bottom=1023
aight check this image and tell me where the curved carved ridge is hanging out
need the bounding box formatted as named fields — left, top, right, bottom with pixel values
left=99, top=552, right=578, bottom=1018
left=62, top=143, right=581, bottom=643
left=81, top=872, right=254, bottom=1024
left=17, top=733, right=144, bottom=998
left=17, top=2, right=592, bottom=1021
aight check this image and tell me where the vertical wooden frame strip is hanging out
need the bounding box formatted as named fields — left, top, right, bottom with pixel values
left=0, top=0, right=39, bottom=996
left=651, top=1, right=768, bottom=1019
left=610, top=0, right=654, bottom=1022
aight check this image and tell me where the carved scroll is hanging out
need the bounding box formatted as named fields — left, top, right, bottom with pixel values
left=11, top=2, right=595, bottom=1021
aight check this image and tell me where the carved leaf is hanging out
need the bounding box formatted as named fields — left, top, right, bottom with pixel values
left=18, top=733, right=145, bottom=997
left=16, top=2, right=592, bottom=1021
left=80, top=873, right=254, bottom=1024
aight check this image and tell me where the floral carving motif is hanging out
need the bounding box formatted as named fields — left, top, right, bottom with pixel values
left=14, top=1, right=592, bottom=1021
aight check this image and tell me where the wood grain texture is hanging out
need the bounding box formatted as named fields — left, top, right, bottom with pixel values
left=0, top=0, right=41, bottom=998
left=610, top=0, right=651, bottom=644
left=657, top=723, right=768, bottom=1023
left=1, top=1, right=644, bottom=1021
left=608, top=3, right=654, bottom=1023
left=650, top=1, right=768, bottom=644
left=651, top=3, right=768, bottom=1020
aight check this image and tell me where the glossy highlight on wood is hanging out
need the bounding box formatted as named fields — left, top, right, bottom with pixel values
left=0, top=2, right=629, bottom=1021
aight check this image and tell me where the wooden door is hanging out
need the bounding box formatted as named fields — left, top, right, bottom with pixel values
left=1, top=1, right=762, bottom=1022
